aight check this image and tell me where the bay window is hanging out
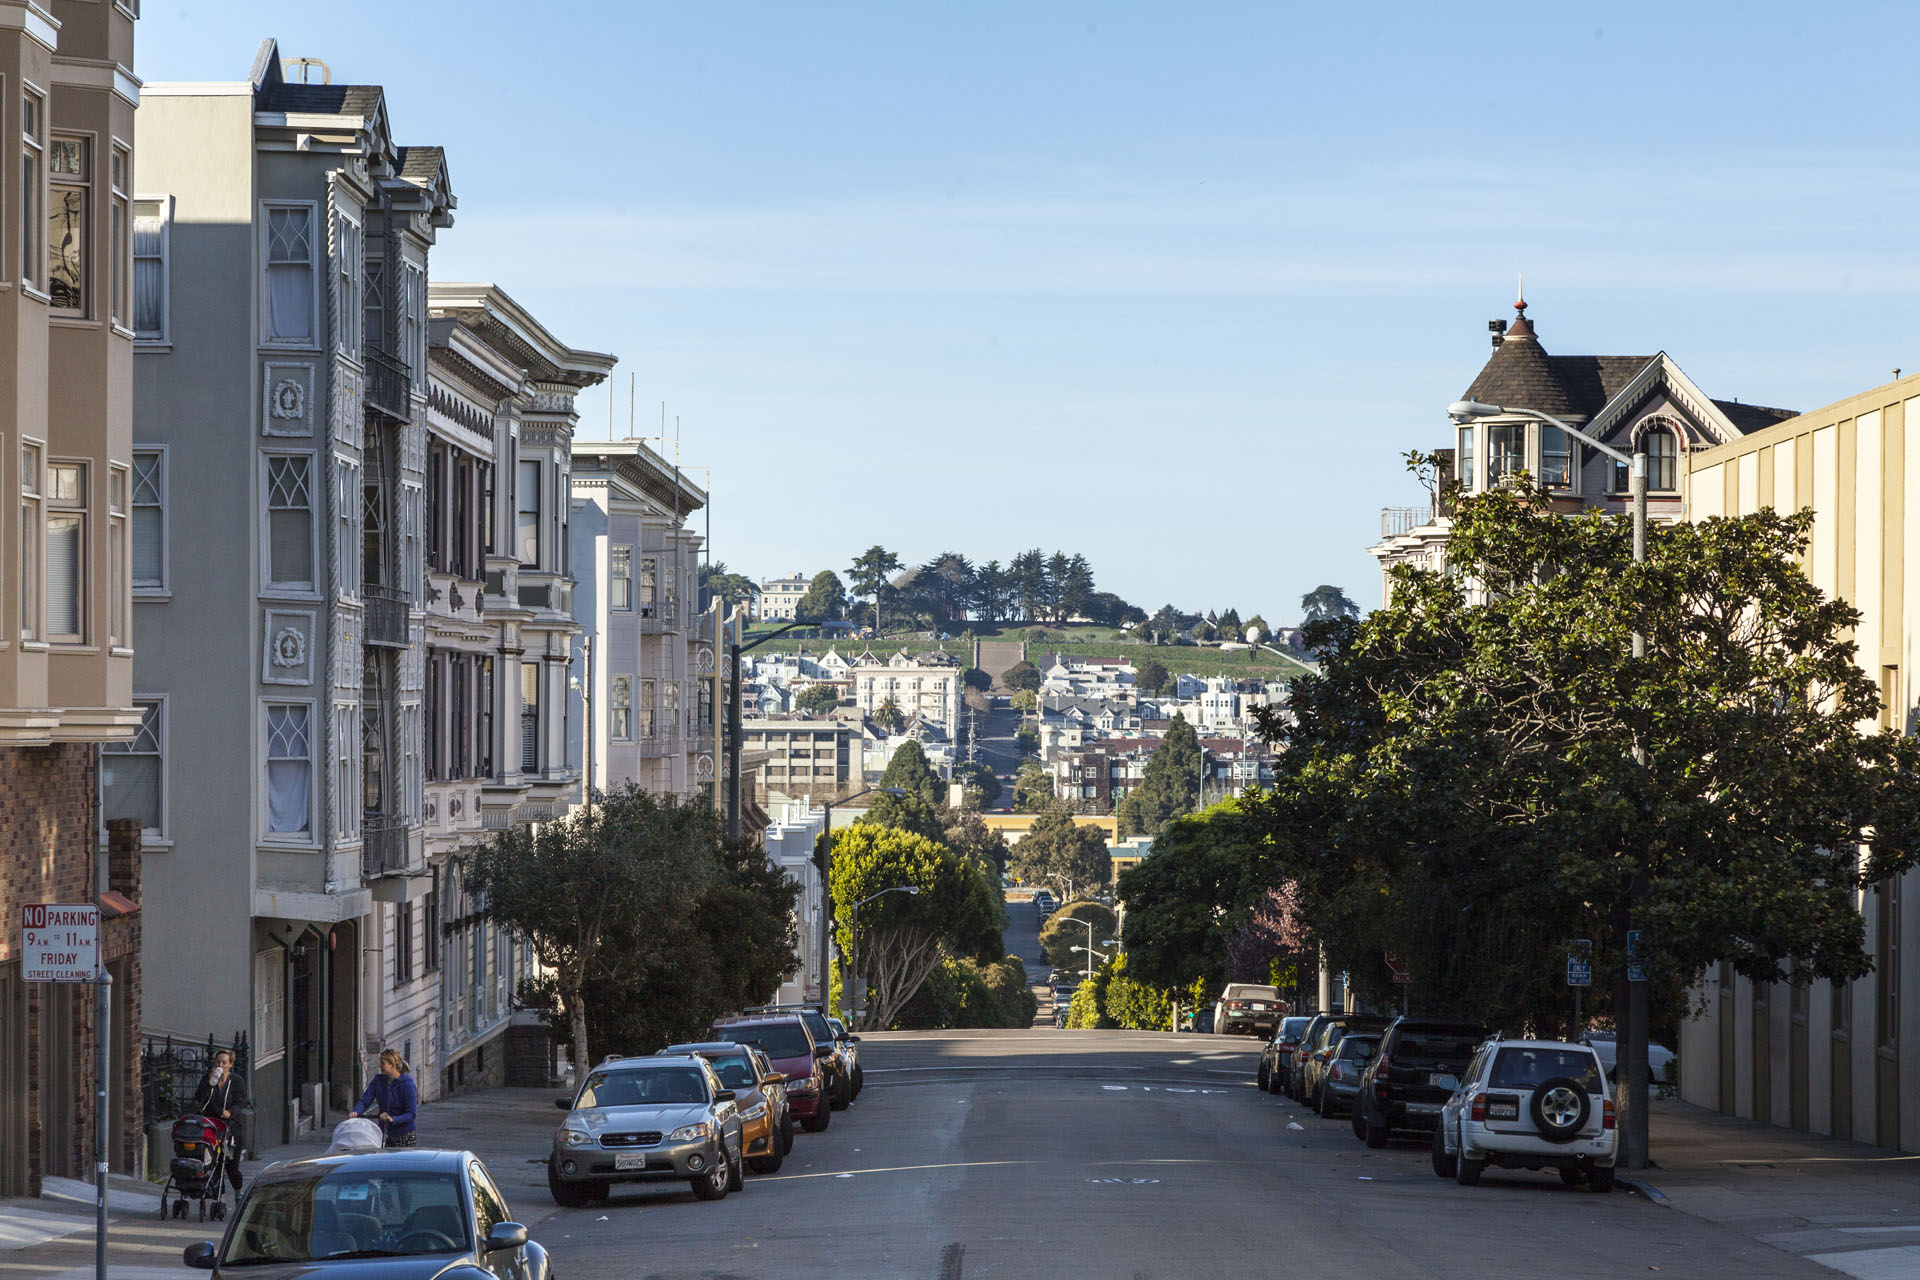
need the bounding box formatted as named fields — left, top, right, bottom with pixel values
left=21, top=90, right=42, bottom=290
left=47, top=134, right=85, bottom=313
left=1457, top=425, right=1475, bottom=490
left=265, top=702, right=313, bottom=836
left=1540, top=424, right=1572, bottom=488
left=1487, top=423, right=1523, bottom=485
left=265, top=454, right=314, bottom=591
left=45, top=461, right=85, bottom=643
left=263, top=204, right=315, bottom=345
left=515, top=460, right=540, bottom=566
left=19, top=440, right=40, bottom=640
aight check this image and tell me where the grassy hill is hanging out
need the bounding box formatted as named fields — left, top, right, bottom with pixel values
left=737, top=624, right=1312, bottom=683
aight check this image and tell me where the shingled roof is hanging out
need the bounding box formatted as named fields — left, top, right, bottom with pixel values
left=1463, top=304, right=1652, bottom=418
left=396, top=145, right=445, bottom=183
left=262, top=81, right=385, bottom=118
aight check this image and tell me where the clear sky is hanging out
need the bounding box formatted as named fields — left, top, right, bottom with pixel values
left=137, top=1, right=1920, bottom=620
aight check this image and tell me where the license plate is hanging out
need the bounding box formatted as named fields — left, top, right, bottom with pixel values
left=614, top=1152, right=646, bottom=1171
left=1489, top=1103, right=1519, bottom=1121
left=1429, top=1073, right=1459, bottom=1090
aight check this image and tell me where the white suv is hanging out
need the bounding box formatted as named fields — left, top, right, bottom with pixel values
left=1432, top=1038, right=1617, bottom=1192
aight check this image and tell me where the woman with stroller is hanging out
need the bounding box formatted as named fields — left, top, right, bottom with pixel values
left=191, top=1049, right=248, bottom=1193
left=348, top=1048, right=419, bottom=1147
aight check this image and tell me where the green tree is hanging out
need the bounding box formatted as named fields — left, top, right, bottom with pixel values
left=1217, top=607, right=1244, bottom=641
left=1014, top=725, right=1039, bottom=755
left=797, top=569, right=846, bottom=622
left=1010, top=549, right=1047, bottom=622
left=848, top=546, right=903, bottom=632
left=952, top=761, right=1003, bottom=810
left=971, top=561, right=1009, bottom=623
left=961, top=666, right=992, bottom=692
left=856, top=789, right=947, bottom=844
left=1003, top=659, right=1042, bottom=693
left=827, top=824, right=1005, bottom=1028
left=1116, top=714, right=1202, bottom=837
left=878, top=738, right=945, bottom=803
left=939, top=806, right=1011, bottom=875
left=1148, top=604, right=1181, bottom=643
left=471, top=785, right=722, bottom=1071
left=872, top=696, right=907, bottom=734
left=916, top=552, right=976, bottom=623
left=1099, top=952, right=1180, bottom=1031
left=1012, top=760, right=1054, bottom=813
left=1040, top=901, right=1118, bottom=969
left=794, top=683, right=840, bottom=716
left=1115, top=799, right=1267, bottom=992
left=1134, top=657, right=1171, bottom=697
left=1299, top=584, right=1360, bottom=624
left=1010, top=808, right=1112, bottom=893
left=1010, top=689, right=1037, bottom=713
left=699, top=561, right=759, bottom=614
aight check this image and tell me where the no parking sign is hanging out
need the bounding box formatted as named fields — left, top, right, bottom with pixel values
left=20, top=903, right=98, bottom=981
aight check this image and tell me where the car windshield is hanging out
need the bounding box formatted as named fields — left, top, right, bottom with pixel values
left=577, top=1067, right=708, bottom=1107
left=726, top=1022, right=811, bottom=1060
left=1396, top=1030, right=1483, bottom=1064
left=703, top=1054, right=757, bottom=1089
left=220, top=1168, right=468, bottom=1264
left=1231, top=987, right=1280, bottom=1002
left=1490, top=1047, right=1603, bottom=1091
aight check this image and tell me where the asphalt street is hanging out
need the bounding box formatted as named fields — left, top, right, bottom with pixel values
left=533, top=1029, right=1837, bottom=1280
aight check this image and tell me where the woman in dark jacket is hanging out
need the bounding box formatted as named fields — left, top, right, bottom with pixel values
left=191, top=1049, right=249, bottom=1192
left=350, top=1048, right=419, bottom=1147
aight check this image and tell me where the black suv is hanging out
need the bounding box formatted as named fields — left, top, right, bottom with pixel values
left=1352, top=1017, right=1488, bottom=1146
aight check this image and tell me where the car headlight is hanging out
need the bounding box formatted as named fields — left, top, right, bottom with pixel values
left=740, top=1101, right=767, bottom=1120
left=560, top=1128, right=594, bottom=1147
left=668, top=1123, right=711, bottom=1143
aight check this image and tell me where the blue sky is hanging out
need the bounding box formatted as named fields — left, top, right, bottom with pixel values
left=139, top=2, right=1920, bottom=618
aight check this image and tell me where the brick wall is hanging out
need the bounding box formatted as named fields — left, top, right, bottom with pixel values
left=0, top=748, right=145, bottom=1190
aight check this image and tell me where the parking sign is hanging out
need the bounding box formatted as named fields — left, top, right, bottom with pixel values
left=20, top=904, right=98, bottom=982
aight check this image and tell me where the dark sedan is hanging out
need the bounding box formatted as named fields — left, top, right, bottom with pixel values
left=184, top=1147, right=546, bottom=1278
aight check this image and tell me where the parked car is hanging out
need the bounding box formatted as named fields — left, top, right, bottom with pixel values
left=1259, top=1015, right=1316, bottom=1095
left=1582, top=1031, right=1676, bottom=1087
left=826, top=1017, right=864, bottom=1098
left=547, top=1053, right=745, bottom=1205
left=1433, top=1038, right=1616, bottom=1191
left=1285, top=1013, right=1339, bottom=1096
left=713, top=1014, right=833, bottom=1132
left=1300, top=1015, right=1393, bottom=1110
left=1212, top=983, right=1285, bottom=1038
left=740, top=1005, right=854, bottom=1110
left=1192, top=1008, right=1216, bottom=1034
left=1352, top=1017, right=1488, bottom=1146
left=183, top=1148, right=549, bottom=1276
left=1318, top=1032, right=1382, bottom=1118
left=745, top=1046, right=792, bottom=1153
left=662, top=1041, right=789, bottom=1173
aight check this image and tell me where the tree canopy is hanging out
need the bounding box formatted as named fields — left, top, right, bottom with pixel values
left=1040, top=900, right=1118, bottom=969
left=699, top=561, right=758, bottom=614
left=797, top=569, right=846, bottom=622
left=793, top=683, right=840, bottom=716
left=1009, top=808, right=1112, bottom=893
left=878, top=738, right=945, bottom=804
left=1115, top=798, right=1269, bottom=991
left=1134, top=657, right=1171, bottom=696
left=1002, top=660, right=1042, bottom=693
left=848, top=545, right=903, bottom=631
left=1299, top=584, right=1360, bottom=624
left=1013, top=760, right=1054, bottom=813
left=1116, top=714, right=1202, bottom=837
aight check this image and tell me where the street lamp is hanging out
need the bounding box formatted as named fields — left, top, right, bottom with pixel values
left=1446, top=397, right=1651, bottom=1170
left=846, top=884, right=919, bottom=1029
left=727, top=610, right=820, bottom=843
left=1045, top=872, right=1076, bottom=903
left=814, top=785, right=907, bottom=1020
left=1072, top=939, right=1119, bottom=981
left=1063, top=916, right=1114, bottom=979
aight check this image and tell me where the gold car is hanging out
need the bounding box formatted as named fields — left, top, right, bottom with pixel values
left=664, top=1042, right=789, bottom=1173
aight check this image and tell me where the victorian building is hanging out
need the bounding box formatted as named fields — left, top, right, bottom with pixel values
left=0, top=0, right=145, bottom=1196
left=421, top=282, right=610, bottom=1095
left=1367, top=294, right=1794, bottom=597
left=133, top=40, right=453, bottom=1143
left=567, top=441, right=716, bottom=804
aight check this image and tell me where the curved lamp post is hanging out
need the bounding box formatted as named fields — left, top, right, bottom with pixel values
left=1447, top=397, right=1651, bottom=1171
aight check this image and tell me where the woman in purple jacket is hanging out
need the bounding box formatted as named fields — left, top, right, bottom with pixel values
left=349, top=1048, right=419, bottom=1147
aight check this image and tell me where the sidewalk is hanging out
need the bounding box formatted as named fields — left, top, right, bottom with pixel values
left=1635, top=1098, right=1920, bottom=1280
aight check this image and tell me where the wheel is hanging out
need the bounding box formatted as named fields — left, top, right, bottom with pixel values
left=1364, top=1112, right=1389, bottom=1148
left=829, top=1075, right=850, bottom=1111
left=547, top=1160, right=591, bottom=1208
left=1588, top=1165, right=1615, bottom=1193
left=1258, top=1063, right=1270, bottom=1091
left=689, top=1154, right=729, bottom=1201
left=726, top=1148, right=745, bottom=1193
left=802, top=1107, right=831, bottom=1133
left=1430, top=1124, right=1457, bottom=1178
left=1454, top=1142, right=1484, bottom=1187
left=852, top=1065, right=864, bottom=1098
left=1527, top=1077, right=1591, bottom=1145
left=750, top=1136, right=784, bottom=1174
left=1559, top=1167, right=1584, bottom=1187
left=1351, top=1109, right=1365, bottom=1141
left=780, top=1114, right=795, bottom=1154
left=211, top=1201, right=227, bottom=1221
left=1319, top=1086, right=1337, bottom=1119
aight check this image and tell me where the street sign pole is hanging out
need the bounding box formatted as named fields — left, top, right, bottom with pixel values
left=1567, top=940, right=1593, bottom=1045
left=94, top=966, right=110, bottom=1280
left=22, top=905, right=106, bottom=1279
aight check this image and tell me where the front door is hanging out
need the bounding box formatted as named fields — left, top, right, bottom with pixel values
left=289, top=939, right=315, bottom=1131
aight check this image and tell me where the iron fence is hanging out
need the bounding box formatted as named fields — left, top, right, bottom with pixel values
left=141, top=1029, right=249, bottom=1124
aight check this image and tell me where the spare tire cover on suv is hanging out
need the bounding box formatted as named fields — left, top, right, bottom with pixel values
left=1528, top=1077, right=1590, bottom=1143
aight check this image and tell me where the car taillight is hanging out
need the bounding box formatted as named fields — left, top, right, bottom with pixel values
left=1602, top=1099, right=1616, bottom=1131
left=1470, top=1093, right=1488, bottom=1122
left=1373, top=1055, right=1391, bottom=1102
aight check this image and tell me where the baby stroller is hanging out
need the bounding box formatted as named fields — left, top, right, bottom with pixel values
left=159, top=1113, right=233, bottom=1221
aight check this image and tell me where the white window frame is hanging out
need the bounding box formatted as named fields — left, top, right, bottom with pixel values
left=108, top=140, right=130, bottom=333
left=611, top=673, right=630, bottom=740
left=261, top=698, right=317, bottom=844
left=253, top=947, right=287, bottom=1066
left=334, top=209, right=361, bottom=356
left=44, top=457, right=86, bottom=645
left=130, top=446, right=167, bottom=595
left=107, top=461, right=126, bottom=648
left=610, top=544, right=632, bottom=610
left=19, top=436, right=42, bottom=642
left=131, top=194, right=171, bottom=345
left=261, top=450, right=319, bottom=598
left=21, top=82, right=45, bottom=296
left=515, top=459, right=540, bottom=568
left=259, top=200, right=319, bottom=349
left=101, top=695, right=166, bottom=842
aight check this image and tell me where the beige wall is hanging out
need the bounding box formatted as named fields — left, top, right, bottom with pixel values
left=1684, top=373, right=1920, bottom=1153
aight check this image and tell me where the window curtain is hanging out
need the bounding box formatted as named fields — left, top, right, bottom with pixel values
left=45, top=515, right=80, bottom=635
left=133, top=206, right=164, bottom=335
left=268, top=758, right=309, bottom=833
left=268, top=263, right=311, bottom=343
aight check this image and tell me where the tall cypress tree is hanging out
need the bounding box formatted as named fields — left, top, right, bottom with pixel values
left=1118, top=714, right=1202, bottom=837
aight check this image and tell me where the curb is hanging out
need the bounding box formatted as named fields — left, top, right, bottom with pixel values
left=1618, top=1175, right=1670, bottom=1206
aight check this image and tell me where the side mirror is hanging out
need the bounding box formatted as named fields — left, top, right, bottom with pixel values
left=483, top=1222, right=530, bottom=1254
left=813, top=1045, right=833, bottom=1059
left=760, top=1072, right=785, bottom=1087
left=184, top=1242, right=219, bottom=1270
left=715, top=1089, right=736, bottom=1103
left=553, top=1098, right=571, bottom=1110
left=848, top=1035, right=862, bottom=1044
